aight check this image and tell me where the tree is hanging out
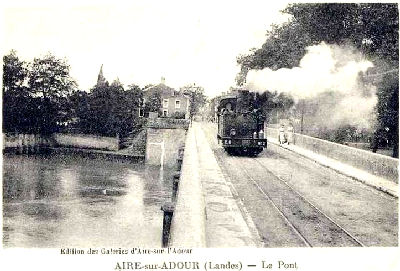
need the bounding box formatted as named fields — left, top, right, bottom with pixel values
left=29, top=53, right=76, bottom=99
left=86, top=81, right=119, bottom=136
left=3, top=50, right=28, bottom=93
left=144, top=91, right=162, bottom=116
left=237, top=3, right=398, bottom=79
left=121, top=84, right=145, bottom=136
left=236, top=22, right=313, bottom=85
left=282, top=4, right=398, bottom=61
left=2, top=50, right=32, bottom=133
left=68, top=89, right=91, bottom=132
left=125, top=84, right=143, bottom=109
left=29, top=53, right=77, bottom=134
left=237, top=3, right=398, bottom=156
left=255, top=91, right=294, bottom=123
left=79, top=80, right=145, bottom=137
left=180, top=84, right=208, bottom=119
left=375, top=72, right=399, bottom=157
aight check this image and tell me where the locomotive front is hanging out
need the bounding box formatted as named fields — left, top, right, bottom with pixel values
left=217, top=90, right=267, bottom=155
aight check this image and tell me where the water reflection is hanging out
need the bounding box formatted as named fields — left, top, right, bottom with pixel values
left=3, top=153, right=173, bottom=248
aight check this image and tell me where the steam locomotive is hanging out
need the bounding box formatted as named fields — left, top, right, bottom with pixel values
left=217, top=89, right=267, bottom=156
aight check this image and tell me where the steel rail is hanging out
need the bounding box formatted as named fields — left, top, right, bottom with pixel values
left=251, top=157, right=365, bottom=247
left=230, top=156, right=312, bottom=247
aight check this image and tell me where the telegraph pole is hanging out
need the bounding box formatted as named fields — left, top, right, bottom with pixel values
left=300, top=99, right=305, bottom=134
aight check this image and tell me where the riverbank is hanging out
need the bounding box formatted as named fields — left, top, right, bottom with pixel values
left=47, top=147, right=145, bottom=163
left=3, top=132, right=145, bottom=162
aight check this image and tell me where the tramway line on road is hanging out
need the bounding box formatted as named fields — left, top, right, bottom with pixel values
left=230, top=155, right=365, bottom=247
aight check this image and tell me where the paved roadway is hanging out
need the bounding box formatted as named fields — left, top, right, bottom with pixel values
left=200, top=122, right=398, bottom=247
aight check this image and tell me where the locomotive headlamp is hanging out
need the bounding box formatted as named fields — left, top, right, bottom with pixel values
left=230, top=129, right=236, bottom=136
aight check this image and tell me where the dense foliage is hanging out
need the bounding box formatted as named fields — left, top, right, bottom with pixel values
left=237, top=3, right=398, bottom=157
left=3, top=51, right=201, bottom=139
left=254, top=91, right=294, bottom=123
left=374, top=72, right=399, bottom=156
left=237, top=3, right=398, bottom=81
left=3, top=51, right=145, bottom=137
left=143, top=90, right=162, bottom=117
left=3, top=51, right=76, bottom=134
left=70, top=81, right=145, bottom=137
left=180, top=84, right=208, bottom=119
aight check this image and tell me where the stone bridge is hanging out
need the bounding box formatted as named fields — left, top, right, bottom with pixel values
left=166, top=122, right=398, bottom=248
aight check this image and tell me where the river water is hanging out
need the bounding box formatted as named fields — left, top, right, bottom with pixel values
left=3, top=153, right=173, bottom=248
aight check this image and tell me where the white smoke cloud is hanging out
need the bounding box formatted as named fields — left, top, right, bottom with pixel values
left=332, top=94, right=377, bottom=129
left=245, top=42, right=377, bottom=129
left=246, top=42, right=373, bottom=98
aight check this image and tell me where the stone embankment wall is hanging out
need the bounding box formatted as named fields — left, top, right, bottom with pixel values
left=145, top=118, right=189, bottom=167
left=3, top=133, right=119, bottom=152
left=3, top=134, right=53, bottom=153
left=146, top=128, right=187, bottom=167
left=53, top=133, right=119, bottom=151
left=266, top=127, right=398, bottom=183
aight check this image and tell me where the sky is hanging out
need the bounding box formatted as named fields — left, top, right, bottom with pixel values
left=1, top=0, right=290, bottom=97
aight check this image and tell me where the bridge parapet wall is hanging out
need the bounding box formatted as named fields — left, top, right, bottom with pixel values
left=266, top=128, right=398, bottom=183
left=169, top=126, right=206, bottom=247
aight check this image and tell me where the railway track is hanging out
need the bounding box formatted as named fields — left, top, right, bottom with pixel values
left=228, top=154, right=365, bottom=247
left=252, top=157, right=365, bottom=246
left=200, top=123, right=397, bottom=247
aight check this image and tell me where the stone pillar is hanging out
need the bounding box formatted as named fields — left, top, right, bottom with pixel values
left=161, top=202, right=175, bottom=247
left=172, top=171, right=180, bottom=202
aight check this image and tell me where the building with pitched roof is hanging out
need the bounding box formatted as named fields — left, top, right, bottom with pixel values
left=143, top=77, right=190, bottom=119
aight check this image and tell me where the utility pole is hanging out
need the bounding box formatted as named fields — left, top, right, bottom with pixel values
left=300, top=99, right=305, bottom=134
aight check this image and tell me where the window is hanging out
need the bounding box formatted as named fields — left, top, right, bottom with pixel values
left=163, top=109, right=168, bottom=117
left=139, top=108, right=144, bottom=117
left=163, top=99, right=169, bottom=108
left=175, top=100, right=181, bottom=109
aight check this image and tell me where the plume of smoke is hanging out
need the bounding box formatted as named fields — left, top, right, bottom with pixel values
left=245, top=42, right=376, bottom=130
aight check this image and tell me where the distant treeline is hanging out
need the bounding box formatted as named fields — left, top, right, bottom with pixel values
left=3, top=51, right=208, bottom=138
left=3, top=51, right=146, bottom=137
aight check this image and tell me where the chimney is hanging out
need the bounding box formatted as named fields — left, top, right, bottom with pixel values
left=161, top=76, right=166, bottom=85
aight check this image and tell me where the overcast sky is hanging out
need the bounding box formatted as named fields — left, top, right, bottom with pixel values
left=2, top=0, right=290, bottom=97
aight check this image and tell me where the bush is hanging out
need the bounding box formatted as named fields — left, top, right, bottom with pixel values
left=170, top=111, right=186, bottom=119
